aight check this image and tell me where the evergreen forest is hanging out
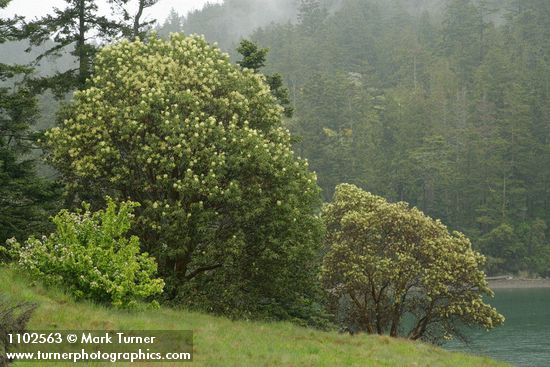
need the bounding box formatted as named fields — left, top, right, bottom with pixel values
left=158, top=0, right=550, bottom=276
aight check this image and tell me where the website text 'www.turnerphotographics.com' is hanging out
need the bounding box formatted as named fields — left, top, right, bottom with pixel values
left=2, top=330, right=193, bottom=363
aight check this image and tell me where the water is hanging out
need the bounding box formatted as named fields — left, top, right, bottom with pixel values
left=445, top=288, right=550, bottom=366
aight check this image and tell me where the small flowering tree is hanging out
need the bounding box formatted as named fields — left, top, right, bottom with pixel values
left=321, top=184, right=504, bottom=342
left=44, top=34, right=323, bottom=319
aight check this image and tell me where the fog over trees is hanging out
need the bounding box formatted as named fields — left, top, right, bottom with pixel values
left=159, top=0, right=550, bottom=277
left=2, top=0, right=548, bottom=348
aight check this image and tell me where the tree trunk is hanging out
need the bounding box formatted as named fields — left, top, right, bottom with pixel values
left=77, top=0, right=87, bottom=89
left=133, top=0, right=145, bottom=39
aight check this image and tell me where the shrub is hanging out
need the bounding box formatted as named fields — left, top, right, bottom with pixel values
left=321, top=184, right=504, bottom=342
left=43, top=34, right=323, bottom=320
left=3, top=199, right=163, bottom=308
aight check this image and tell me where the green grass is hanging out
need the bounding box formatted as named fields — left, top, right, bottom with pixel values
left=0, top=267, right=509, bottom=367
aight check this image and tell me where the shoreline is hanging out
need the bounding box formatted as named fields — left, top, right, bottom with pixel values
left=488, top=278, right=550, bottom=289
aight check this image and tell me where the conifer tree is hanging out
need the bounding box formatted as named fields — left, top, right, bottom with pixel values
left=19, top=0, right=157, bottom=96
left=237, top=39, right=293, bottom=117
left=0, top=0, right=58, bottom=244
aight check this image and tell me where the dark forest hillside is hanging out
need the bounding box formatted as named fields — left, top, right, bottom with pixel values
left=158, top=0, right=550, bottom=276
left=2, top=0, right=548, bottom=276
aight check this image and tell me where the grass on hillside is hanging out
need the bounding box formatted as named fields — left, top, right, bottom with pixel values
left=0, top=267, right=509, bottom=367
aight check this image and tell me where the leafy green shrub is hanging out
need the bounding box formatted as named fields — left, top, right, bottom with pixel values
left=3, top=199, right=164, bottom=308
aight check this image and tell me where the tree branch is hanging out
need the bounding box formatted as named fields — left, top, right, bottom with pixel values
left=184, top=263, right=223, bottom=280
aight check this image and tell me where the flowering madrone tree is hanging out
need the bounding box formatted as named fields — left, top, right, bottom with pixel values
left=321, top=184, right=504, bottom=342
left=44, top=34, right=323, bottom=319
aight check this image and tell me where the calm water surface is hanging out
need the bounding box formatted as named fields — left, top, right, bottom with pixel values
left=445, top=288, right=550, bottom=366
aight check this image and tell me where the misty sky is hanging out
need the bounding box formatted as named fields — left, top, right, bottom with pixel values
left=0, top=0, right=222, bottom=24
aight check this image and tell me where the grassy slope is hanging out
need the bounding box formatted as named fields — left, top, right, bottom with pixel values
left=0, top=268, right=508, bottom=367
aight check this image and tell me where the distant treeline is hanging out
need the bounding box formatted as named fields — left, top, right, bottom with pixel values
left=158, top=0, right=550, bottom=276
left=2, top=0, right=548, bottom=275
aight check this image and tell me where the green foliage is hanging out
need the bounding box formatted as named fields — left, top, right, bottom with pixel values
left=298, top=0, right=328, bottom=35
left=0, top=0, right=18, bottom=43
left=2, top=199, right=164, bottom=309
left=240, top=0, right=550, bottom=276
left=237, top=39, right=268, bottom=71
left=152, top=0, right=550, bottom=277
left=237, top=39, right=293, bottom=117
left=44, top=34, right=324, bottom=321
left=479, top=219, right=550, bottom=275
left=18, top=0, right=158, bottom=96
left=155, top=0, right=298, bottom=51
left=0, top=83, right=58, bottom=244
left=0, top=2, right=59, bottom=245
left=321, top=184, right=504, bottom=343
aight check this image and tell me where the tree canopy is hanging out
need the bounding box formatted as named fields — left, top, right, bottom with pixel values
left=322, top=184, right=504, bottom=342
left=44, top=34, right=324, bottom=321
left=239, top=0, right=550, bottom=276
left=18, top=0, right=158, bottom=96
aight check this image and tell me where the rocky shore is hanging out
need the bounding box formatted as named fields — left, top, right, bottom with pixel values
left=488, top=277, right=550, bottom=289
